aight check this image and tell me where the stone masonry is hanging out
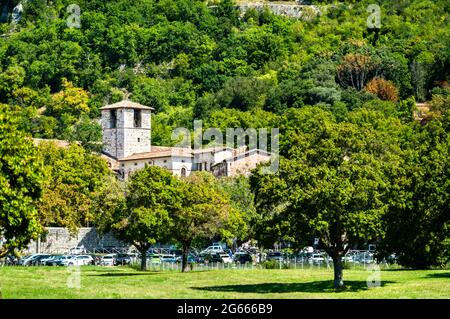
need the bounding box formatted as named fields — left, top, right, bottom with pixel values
left=24, top=227, right=131, bottom=254
left=101, top=101, right=152, bottom=159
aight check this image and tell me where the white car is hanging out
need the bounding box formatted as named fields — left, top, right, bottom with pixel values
left=201, top=245, right=224, bottom=254
left=309, top=254, right=325, bottom=263
left=100, top=254, right=116, bottom=266
left=219, top=253, right=233, bottom=264
left=64, top=255, right=93, bottom=266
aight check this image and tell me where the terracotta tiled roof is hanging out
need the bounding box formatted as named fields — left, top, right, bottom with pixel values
left=100, top=100, right=155, bottom=111
left=120, top=146, right=193, bottom=161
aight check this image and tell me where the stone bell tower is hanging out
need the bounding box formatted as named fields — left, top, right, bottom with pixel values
left=100, top=100, right=154, bottom=159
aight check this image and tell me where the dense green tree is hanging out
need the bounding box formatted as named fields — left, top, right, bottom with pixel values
left=379, top=113, right=450, bottom=268
left=251, top=107, right=402, bottom=288
left=0, top=65, right=26, bottom=99
left=172, top=172, right=240, bottom=272
left=109, top=166, right=181, bottom=270
left=219, top=176, right=256, bottom=245
left=37, top=141, right=111, bottom=233
left=0, top=104, right=44, bottom=257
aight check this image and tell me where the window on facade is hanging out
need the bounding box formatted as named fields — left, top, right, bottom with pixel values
left=134, top=109, right=142, bottom=128
left=138, top=138, right=141, bottom=142
left=110, top=110, right=117, bottom=128
left=181, top=168, right=186, bottom=177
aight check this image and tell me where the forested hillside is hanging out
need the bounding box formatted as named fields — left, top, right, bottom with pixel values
left=1, top=0, right=449, bottom=270
left=0, top=0, right=448, bottom=147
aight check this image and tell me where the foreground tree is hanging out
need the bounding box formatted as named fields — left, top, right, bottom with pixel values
left=37, top=142, right=111, bottom=233
left=109, top=166, right=180, bottom=271
left=219, top=175, right=256, bottom=245
left=379, top=111, right=450, bottom=268
left=173, top=172, right=238, bottom=272
left=251, top=107, right=402, bottom=288
left=0, top=104, right=44, bottom=257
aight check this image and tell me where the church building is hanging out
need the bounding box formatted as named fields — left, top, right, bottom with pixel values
left=100, top=100, right=272, bottom=179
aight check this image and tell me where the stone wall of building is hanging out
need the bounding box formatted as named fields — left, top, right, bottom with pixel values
left=229, top=152, right=272, bottom=177
left=101, top=108, right=152, bottom=159
left=238, top=3, right=320, bottom=19
left=24, top=227, right=131, bottom=254
left=122, top=108, right=152, bottom=158
left=101, top=109, right=122, bottom=159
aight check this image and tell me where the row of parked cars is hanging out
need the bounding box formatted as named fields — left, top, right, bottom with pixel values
left=262, top=250, right=381, bottom=264
left=13, top=250, right=254, bottom=267
left=15, top=253, right=136, bottom=267
left=7, top=244, right=388, bottom=267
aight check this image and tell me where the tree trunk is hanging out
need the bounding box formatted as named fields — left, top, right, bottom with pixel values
left=181, top=242, right=190, bottom=273
left=332, top=256, right=344, bottom=289
left=140, top=249, right=147, bottom=271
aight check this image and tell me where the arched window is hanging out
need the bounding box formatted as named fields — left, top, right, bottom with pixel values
left=181, top=167, right=187, bottom=177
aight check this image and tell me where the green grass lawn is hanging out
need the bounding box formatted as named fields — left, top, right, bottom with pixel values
left=0, top=266, right=448, bottom=299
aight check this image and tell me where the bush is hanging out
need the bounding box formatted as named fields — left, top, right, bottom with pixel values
left=262, top=260, right=278, bottom=269
left=262, top=260, right=291, bottom=269
left=343, top=262, right=352, bottom=270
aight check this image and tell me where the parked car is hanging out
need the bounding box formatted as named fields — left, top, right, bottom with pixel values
left=63, top=255, right=93, bottom=266
left=160, top=254, right=178, bottom=263
left=309, top=253, right=325, bottom=264
left=219, top=253, right=233, bottom=264
left=19, top=254, right=49, bottom=266
left=114, top=253, right=133, bottom=266
left=100, top=254, right=116, bottom=266
left=147, top=254, right=161, bottom=264
left=200, top=245, right=224, bottom=254
left=40, top=255, right=61, bottom=265
left=30, top=254, right=53, bottom=266
left=44, top=255, right=65, bottom=266
left=176, top=254, right=196, bottom=264
left=45, top=255, right=71, bottom=266
left=233, top=253, right=253, bottom=264
left=266, top=251, right=284, bottom=262
left=197, top=252, right=223, bottom=263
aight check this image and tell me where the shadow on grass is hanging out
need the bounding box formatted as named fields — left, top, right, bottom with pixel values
left=192, top=280, right=395, bottom=294
left=425, top=272, right=450, bottom=279
left=381, top=268, right=416, bottom=271
left=87, top=272, right=161, bottom=277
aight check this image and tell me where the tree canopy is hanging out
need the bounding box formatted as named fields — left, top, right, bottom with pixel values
left=0, top=103, right=44, bottom=257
